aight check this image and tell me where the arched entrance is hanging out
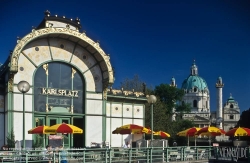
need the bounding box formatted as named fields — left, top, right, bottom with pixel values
left=34, top=62, right=85, bottom=148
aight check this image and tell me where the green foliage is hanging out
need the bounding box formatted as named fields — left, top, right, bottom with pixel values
left=145, top=83, right=193, bottom=146
left=32, top=135, right=43, bottom=148
left=6, top=128, right=15, bottom=148
left=154, top=84, right=191, bottom=114
left=167, top=119, right=194, bottom=146
left=119, top=76, right=194, bottom=146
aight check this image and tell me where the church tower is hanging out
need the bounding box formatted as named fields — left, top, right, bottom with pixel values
left=170, top=77, right=177, bottom=121
left=216, top=76, right=224, bottom=129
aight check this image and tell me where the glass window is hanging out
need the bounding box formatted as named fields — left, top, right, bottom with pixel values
left=193, top=100, right=197, bottom=107
left=34, top=62, right=85, bottom=113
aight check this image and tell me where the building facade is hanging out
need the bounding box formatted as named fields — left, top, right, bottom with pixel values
left=181, top=61, right=211, bottom=128
left=222, top=94, right=240, bottom=132
left=179, top=61, right=240, bottom=131
left=0, top=11, right=146, bottom=148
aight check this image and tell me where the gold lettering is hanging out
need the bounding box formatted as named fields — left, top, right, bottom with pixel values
left=61, top=90, right=66, bottom=95
left=75, top=91, right=78, bottom=97
left=58, top=89, right=62, bottom=95
left=51, top=89, right=55, bottom=94
left=71, top=91, right=75, bottom=96
left=42, top=88, right=47, bottom=94
left=47, top=89, right=51, bottom=94
left=68, top=91, right=72, bottom=97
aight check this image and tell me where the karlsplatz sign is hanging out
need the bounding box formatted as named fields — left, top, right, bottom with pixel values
left=41, top=88, right=79, bottom=97
left=216, top=147, right=248, bottom=162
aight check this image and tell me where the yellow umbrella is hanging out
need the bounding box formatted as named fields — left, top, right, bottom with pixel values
left=28, top=125, right=52, bottom=148
left=195, top=126, right=225, bottom=146
left=45, top=123, right=83, bottom=147
left=154, top=131, right=170, bottom=138
left=177, top=127, right=201, bottom=146
left=112, top=124, right=152, bottom=134
left=45, top=123, right=83, bottom=134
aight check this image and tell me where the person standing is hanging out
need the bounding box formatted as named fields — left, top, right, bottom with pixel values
left=58, top=145, right=67, bottom=163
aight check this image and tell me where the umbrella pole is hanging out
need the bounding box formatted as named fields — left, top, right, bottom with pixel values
left=43, top=135, right=45, bottom=148
left=188, top=135, right=189, bottom=146
left=63, top=135, right=64, bottom=147
left=195, top=136, right=196, bottom=147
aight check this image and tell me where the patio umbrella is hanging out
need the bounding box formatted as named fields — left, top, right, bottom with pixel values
left=225, top=127, right=250, bottom=140
left=45, top=123, right=83, bottom=147
left=177, top=127, right=201, bottom=146
left=195, top=126, right=225, bottom=146
left=154, top=131, right=170, bottom=138
left=112, top=124, right=152, bottom=134
left=28, top=125, right=51, bottom=147
left=45, top=123, right=83, bottom=134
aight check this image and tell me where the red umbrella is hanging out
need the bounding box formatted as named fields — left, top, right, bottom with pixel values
left=195, top=126, right=225, bottom=136
left=195, top=126, right=225, bottom=146
left=28, top=125, right=51, bottom=147
left=226, top=127, right=250, bottom=137
left=154, top=131, right=170, bottom=138
left=112, top=124, right=152, bottom=134
left=177, top=127, right=201, bottom=146
left=28, top=125, right=50, bottom=134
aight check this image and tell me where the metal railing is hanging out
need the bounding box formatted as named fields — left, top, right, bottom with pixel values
left=0, top=146, right=216, bottom=163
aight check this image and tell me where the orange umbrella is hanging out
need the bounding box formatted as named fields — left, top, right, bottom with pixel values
left=112, top=124, right=151, bottom=134
left=154, top=131, right=170, bottom=138
left=177, top=127, right=201, bottom=146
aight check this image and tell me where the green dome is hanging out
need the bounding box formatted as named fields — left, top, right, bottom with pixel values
left=181, top=75, right=209, bottom=92
left=227, top=94, right=235, bottom=103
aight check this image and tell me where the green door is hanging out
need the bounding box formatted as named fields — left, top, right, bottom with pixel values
left=48, top=117, right=71, bottom=148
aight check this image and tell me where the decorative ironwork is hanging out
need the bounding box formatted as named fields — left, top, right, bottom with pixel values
left=43, top=64, right=48, bottom=75
left=72, top=68, right=76, bottom=78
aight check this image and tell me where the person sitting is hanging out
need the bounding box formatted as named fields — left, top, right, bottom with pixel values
left=123, top=141, right=130, bottom=148
left=46, top=145, right=53, bottom=163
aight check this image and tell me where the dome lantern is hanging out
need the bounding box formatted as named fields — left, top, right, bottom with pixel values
left=190, top=60, right=198, bottom=75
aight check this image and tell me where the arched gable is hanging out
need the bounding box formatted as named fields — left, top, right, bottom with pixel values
left=10, top=27, right=114, bottom=90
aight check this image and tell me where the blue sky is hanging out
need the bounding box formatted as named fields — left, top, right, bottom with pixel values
left=0, top=0, right=249, bottom=113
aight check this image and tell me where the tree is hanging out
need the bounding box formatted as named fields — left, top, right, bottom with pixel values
left=145, top=83, right=193, bottom=146
left=154, top=83, right=191, bottom=114
left=32, top=135, right=43, bottom=148
left=119, top=74, right=153, bottom=94
left=6, top=128, right=15, bottom=148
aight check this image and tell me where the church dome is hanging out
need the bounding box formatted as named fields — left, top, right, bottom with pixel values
left=181, top=75, right=208, bottom=92
left=181, top=60, right=209, bottom=92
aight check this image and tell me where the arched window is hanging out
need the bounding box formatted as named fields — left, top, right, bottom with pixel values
left=194, top=87, right=197, bottom=92
left=193, top=100, right=197, bottom=108
left=34, top=62, right=85, bottom=113
left=206, top=101, right=208, bottom=108
left=230, top=104, right=234, bottom=108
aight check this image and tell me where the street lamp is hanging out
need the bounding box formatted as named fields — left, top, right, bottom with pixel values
left=17, top=81, right=30, bottom=149
left=147, top=95, right=157, bottom=163
left=147, top=95, right=157, bottom=142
